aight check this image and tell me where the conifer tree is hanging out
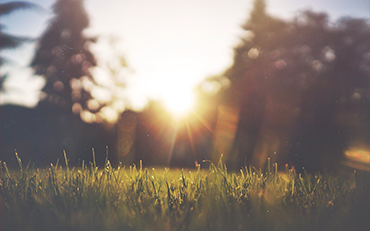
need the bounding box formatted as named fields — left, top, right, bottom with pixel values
left=31, top=0, right=96, bottom=112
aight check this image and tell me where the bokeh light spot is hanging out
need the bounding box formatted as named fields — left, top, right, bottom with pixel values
left=248, top=47, right=259, bottom=59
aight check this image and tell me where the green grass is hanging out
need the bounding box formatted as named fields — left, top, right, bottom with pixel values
left=1, top=152, right=369, bottom=231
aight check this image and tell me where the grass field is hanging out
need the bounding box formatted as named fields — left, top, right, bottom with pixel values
left=1, top=152, right=369, bottom=231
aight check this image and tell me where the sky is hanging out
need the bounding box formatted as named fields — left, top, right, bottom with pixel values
left=1, top=0, right=369, bottom=109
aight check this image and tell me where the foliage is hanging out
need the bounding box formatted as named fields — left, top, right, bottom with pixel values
left=1, top=153, right=368, bottom=231
left=30, top=0, right=131, bottom=125
left=224, top=0, right=370, bottom=170
left=80, top=35, right=133, bottom=125
left=0, top=1, right=42, bottom=51
left=0, top=1, right=43, bottom=89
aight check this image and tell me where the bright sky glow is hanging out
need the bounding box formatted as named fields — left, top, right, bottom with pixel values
left=83, top=0, right=249, bottom=113
left=1, top=0, right=369, bottom=110
left=143, top=58, right=201, bottom=115
left=158, top=68, right=197, bottom=116
left=163, top=88, right=194, bottom=115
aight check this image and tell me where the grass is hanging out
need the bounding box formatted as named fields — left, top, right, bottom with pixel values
left=1, top=152, right=369, bottom=231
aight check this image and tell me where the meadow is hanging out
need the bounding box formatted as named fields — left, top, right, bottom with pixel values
left=1, top=152, right=369, bottom=231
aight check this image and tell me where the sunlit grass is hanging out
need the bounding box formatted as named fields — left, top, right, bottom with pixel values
left=1, top=153, right=369, bottom=231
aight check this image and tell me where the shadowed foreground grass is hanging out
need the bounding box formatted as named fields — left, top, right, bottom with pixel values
left=1, top=152, right=369, bottom=231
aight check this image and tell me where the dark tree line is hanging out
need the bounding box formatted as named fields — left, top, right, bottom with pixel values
left=224, top=0, right=369, bottom=171
left=1, top=0, right=368, bottom=171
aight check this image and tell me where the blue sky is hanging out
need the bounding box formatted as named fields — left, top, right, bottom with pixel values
left=1, top=0, right=369, bottom=108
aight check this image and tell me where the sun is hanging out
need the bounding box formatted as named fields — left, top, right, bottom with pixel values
left=162, top=87, right=195, bottom=117
left=149, top=59, right=201, bottom=118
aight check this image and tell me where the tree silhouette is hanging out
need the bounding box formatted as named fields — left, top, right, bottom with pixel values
left=31, top=0, right=96, bottom=113
left=287, top=12, right=370, bottom=171
left=25, top=0, right=132, bottom=166
left=224, top=0, right=369, bottom=171
left=224, top=0, right=288, bottom=168
left=31, top=0, right=131, bottom=126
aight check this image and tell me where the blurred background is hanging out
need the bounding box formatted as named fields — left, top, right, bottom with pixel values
left=0, top=0, right=369, bottom=172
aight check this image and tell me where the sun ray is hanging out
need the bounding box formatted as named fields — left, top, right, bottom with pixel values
left=167, top=122, right=179, bottom=166
left=185, top=119, right=196, bottom=157
left=192, top=111, right=215, bottom=136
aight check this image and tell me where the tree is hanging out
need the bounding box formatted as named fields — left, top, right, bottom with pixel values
left=31, top=0, right=132, bottom=126
left=224, top=0, right=288, bottom=168
left=224, top=0, right=369, bottom=171
left=31, top=0, right=96, bottom=113
left=287, top=12, right=369, bottom=171
left=28, top=0, right=134, bottom=166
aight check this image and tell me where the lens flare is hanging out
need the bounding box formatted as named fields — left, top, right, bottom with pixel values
left=344, top=143, right=370, bottom=171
